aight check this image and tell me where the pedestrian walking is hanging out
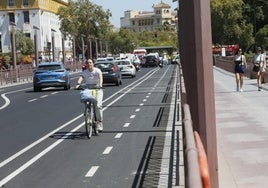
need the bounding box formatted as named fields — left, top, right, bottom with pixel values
left=234, top=48, right=247, bottom=92
left=252, top=47, right=266, bottom=91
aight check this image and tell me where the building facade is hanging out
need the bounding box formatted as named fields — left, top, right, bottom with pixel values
left=120, top=1, right=177, bottom=32
left=0, top=0, right=71, bottom=61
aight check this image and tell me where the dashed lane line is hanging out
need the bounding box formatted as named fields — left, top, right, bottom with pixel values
left=85, top=166, right=99, bottom=177
left=103, top=147, right=113, bottom=155
left=123, top=123, right=130, bottom=127
left=130, top=115, right=136, bottom=119
left=115, top=133, right=123, bottom=139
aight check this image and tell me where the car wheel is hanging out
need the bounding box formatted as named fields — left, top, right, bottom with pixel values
left=34, top=86, right=41, bottom=92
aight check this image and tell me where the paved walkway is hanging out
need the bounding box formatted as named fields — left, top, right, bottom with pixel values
left=214, top=67, right=268, bottom=188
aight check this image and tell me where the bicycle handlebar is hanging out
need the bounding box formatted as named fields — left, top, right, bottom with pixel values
left=76, top=84, right=103, bottom=90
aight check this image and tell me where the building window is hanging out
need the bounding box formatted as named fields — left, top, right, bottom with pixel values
left=23, top=11, right=29, bottom=23
left=8, top=0, right=15, bottom=6
left=23, top=0, right=29, bottom=6
left=9, top=13, right=15, bottom=24
left=132, top=21, right=135, bottom=26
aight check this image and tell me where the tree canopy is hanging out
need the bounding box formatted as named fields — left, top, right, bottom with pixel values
left=211, top=0, right=268, bottom=50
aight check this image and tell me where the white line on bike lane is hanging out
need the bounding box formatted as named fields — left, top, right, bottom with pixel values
left=85, top=166, right=99, bottom=177
left=0, top=122, right=84, bottom=187
left=102, top=147, right=113, bottom=155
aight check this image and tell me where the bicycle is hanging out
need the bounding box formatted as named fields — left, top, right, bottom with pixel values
left=77, top=84, right=102, bottom=139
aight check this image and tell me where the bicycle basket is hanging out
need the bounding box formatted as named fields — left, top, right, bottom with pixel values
left=80, top=89, right=95, bottom=102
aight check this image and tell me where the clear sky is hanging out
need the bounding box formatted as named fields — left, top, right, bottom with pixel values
left=89, top=0, right=178, bottom=28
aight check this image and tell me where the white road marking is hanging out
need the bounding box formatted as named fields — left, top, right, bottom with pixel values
left=115, top=133, right=123, bottom=138
left=0, top=122, right=84, bottom=187
left=28, top=99, right=38, bottom=102
left=123, top=123, right=130, bottom=127
left=143, top=99, right=147, bottom=102
left=51, top=92, right=58, bottom=95
left=130, top=115, right=136, bottom=119
left=40, top=95, right=48, bottom=98
left=146, top=96, right=149, bottom=98
left=0, top=94, right=10, bottom=110
left=103, top=147, right=113, bottom=155
left=135, top=109, right=140, bottom=112
left=140, top=103, right=144, bottom=106
left=85, top=166, right=99, bottom=177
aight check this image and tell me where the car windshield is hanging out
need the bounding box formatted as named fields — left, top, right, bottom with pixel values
left=37, top=65, right=61, bottom=71
left=116, top=61, right=129, bottom=65
left=95, top=63, right=114, bottom=69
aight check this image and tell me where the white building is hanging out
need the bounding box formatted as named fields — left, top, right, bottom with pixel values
left=120, top=1, right=177, bottom=32
left=0, top=0, right=71, bottom=61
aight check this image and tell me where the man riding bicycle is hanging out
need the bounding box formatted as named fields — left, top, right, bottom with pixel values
left=76, top=59, right=103, bottom=131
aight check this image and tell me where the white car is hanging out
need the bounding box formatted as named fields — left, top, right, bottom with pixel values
left=114, top=59, right=136, bottom=78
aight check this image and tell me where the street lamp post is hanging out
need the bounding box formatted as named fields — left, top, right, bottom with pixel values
left=33, top=26, right=39, bottom=66
left=81, top=35, right=85, bottom=63
left=51, top=29, right=56, bottom=61
left=95, top=38, right=98, bottom=58
left=61, top=33, right=66, bottom=64
left=9, top=22, right=17, bottom=82
left=72, top=35, right=76, bottom=63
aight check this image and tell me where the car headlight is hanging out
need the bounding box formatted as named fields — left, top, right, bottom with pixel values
left=60, top=75, right=68, bottom=81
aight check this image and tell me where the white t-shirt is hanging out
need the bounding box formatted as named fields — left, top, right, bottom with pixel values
left=81, top=68, right=102, bottom=86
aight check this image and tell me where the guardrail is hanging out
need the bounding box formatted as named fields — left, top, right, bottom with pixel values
left=182, top=104, right=203, bottom=188
left=0, top=62, right=82, bottom=86
left=179, top=62, right=211, bottom=188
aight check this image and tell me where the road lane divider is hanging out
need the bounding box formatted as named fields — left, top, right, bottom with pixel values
left=85, top=166, right=99, bottom=177
left=0, top=121, right=84, bottom=187
left=103, top=147, right=113, bottom=155
left=115, top=133, right=123, bottom=139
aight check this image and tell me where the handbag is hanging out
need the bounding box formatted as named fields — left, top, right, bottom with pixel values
left=239, top=64, right=246, bottom=73
left=253, top=64, right=260, bottom=72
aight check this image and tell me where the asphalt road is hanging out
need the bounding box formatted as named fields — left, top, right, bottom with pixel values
left=0, top=65, right=178, bottom=188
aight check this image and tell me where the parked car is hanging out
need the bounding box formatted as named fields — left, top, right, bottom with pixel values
left=33, top=62, right=70, bottom=92
left=141, top=54, right=159, bottom=67
left=94, top=61, right=122, bottom=86
left=115, top=59, right=136, bottom=78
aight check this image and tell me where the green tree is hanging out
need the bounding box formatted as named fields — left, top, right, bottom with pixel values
left=211, top=0, right=254, bottom=50
left=16, top=31, right=34, bottom=55
left=255, top=25, right=268, bottom=49
left=107, top=29, right=137, bottom=54
left=57, top=0, right=111, bottom=58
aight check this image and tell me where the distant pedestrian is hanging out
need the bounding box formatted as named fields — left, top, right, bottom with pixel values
left=252, top=47, right=266, bottom=91
left=234, top=48, right=247, bottom=92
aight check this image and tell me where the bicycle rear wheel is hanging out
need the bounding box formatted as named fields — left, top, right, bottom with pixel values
left=84, top=107, right=93, bottom=139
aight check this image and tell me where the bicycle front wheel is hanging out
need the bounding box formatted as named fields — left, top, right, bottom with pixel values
left=85, top=107, right=93, bottom=139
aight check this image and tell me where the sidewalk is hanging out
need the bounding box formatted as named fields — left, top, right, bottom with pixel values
left=214, top=67, right=268, bottom=188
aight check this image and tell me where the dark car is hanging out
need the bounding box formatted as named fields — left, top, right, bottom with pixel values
left=33, top=62, right=70, bottom=92
left=142, top=55, right=159, bottom=67
left=94, top=61, right=122, bottom=86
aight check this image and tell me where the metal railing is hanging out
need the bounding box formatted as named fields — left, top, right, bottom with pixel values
left=0, top=62, right=83, bottom=86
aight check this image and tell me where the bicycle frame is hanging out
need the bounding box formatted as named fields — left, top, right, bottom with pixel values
left=83, top=97, right=98, bottom=138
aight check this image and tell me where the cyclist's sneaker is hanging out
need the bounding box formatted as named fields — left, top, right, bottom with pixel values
left=97, top=121, right=103, bottom=132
